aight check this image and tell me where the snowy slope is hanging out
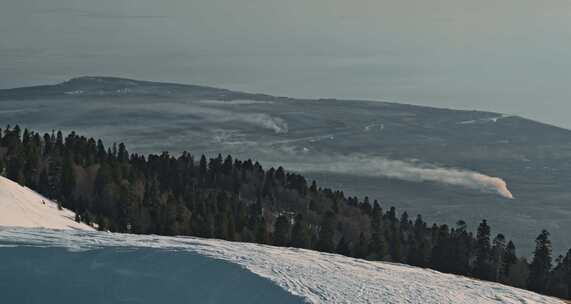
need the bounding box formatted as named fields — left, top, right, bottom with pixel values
left=0, top=228, right=564, bottom=304
left=0, top=176, right=93, bottom=230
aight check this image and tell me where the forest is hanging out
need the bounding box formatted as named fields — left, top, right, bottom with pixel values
left=0, top=125, right=569, bottom=300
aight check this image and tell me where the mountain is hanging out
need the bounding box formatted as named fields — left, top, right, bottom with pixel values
left=0, top=176, right=93, bottom=231
left=2, top=76, right=571, bottom=254
left=0, top=227, right=565, bottom=304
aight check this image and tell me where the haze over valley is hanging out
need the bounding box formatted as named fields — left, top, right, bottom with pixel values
left=2, top=76, right=570, bottom=255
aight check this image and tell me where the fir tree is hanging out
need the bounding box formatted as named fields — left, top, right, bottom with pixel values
left=336, top=236, right=351, bottom=256
left=273, top=215, right=291, bottom=247
left=528, top=230, right=553, bottom=293
left=368, top=201, right=386, bottom=260
left=474, top=220, right=492, bottom=280
left=317, top=211, right=337, bottom=253
left=503, top=240, right=518, bottom=282
left=290, top=214, right=310, bottom=249
left=354, top=232, right=369, bottom=259
left=255, top=217, right=269, bottom=244
left=491, top=234, right=507, bottom=282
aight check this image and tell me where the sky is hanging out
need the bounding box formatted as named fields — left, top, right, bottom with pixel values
left=1, top=0, right=571, bottom=128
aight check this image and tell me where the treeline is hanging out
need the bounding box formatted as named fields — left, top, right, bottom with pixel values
left=0, top=125, right=569, bottom=299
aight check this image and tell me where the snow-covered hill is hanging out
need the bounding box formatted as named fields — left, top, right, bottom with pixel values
left=0, top=176, right=93, bottom=230
left=0, top=177, right=564, bottom=303
left=0, top=227, right=564, bottom=304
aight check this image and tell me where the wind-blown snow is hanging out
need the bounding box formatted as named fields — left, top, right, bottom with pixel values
left=0, top=228, right=563, bottom=304
left=0, top=176, right=93, bottom=231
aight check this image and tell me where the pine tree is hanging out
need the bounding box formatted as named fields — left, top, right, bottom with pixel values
left=368, top=201, right=386, bottom=260
left=430, top=224, right=452, bottom=272
left=474, top=219, right=492, bottom=280
left=273, top=215, right=291, bottom=247
left=61, top=152, right=75, bottom=203
left=407, top=215, right=428, bottom=267
left=336, top=236, right=351, bottom=256
left=528, top=230, right=553, bottom=293
left=214, top=212, right=228, bottom=239
left=491, top=234, right=507, bottom=282
left=450, top=220, right=470, bottom=275
left=354, top=232, right=369, bottom=259
left=255, top=217, right=269, bottom=244
left=503, top=240, right=518, bottom=282
left=563, top=249, right=571, bottom=299
left=317, top=211, right=337, bottom=253
left=38, top=169, right=50, bottom=196
left=290, top=214, right=311, bottom=249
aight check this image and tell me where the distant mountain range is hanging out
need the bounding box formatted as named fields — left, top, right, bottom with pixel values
left=2, top=76, right=571, bottom=254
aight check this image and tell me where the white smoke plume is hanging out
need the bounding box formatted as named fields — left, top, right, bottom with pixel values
left=197, top=109, right=288, bottom=134
left=283, top=154, right=514, bottom=199
left=242, top=113, right=288, bottom=134
left=138, top=103, right=288, bottom=134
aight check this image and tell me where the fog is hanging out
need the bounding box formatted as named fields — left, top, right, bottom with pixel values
left=2, top=0, right=571, bottom=128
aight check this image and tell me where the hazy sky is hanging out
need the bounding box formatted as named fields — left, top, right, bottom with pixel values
left=2, top=0, right=571, bottom=128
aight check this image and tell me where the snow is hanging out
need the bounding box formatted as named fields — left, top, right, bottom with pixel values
left=0, top=228, right=564, bottom=304
left=0, top=176, right=563, bottom=303
left=0, top=176, right=94, bottom=231
left=460, top=114, right=512, bottom=125
left=0, top=242, right=303, bottom=304
left=364, top=123, right=385, bottom=132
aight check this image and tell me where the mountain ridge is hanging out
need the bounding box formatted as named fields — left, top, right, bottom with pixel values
left=1, top=76, right=571, bottom=256
left=0, top=75, right=571, bottom=132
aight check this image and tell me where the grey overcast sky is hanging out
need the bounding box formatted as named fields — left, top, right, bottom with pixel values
left=1, top=0, right=571, bottom=128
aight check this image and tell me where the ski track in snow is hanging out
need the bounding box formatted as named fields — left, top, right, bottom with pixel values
left=0, top=228, right=564, bottom=304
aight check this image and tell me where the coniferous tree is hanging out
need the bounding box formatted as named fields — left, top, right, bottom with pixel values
left=61, top=152, right=75, bottom=203
left=354, top=232, right=369, bottom=259
left=503, top=240, right=518, bottom=282
left=407, top=215, right=428, bottom=267
left=474, top=220, right=492, bottom=280
left=387, top=207, right=402, bottom=262
left=290, top=214, right=311, bottom=249
left=317, top=211, right=337, bottom=253
left=336, top=236, right=351, bottom=256
left=491, top=233, right=507, bottom=282
left=255, top=217, right=269, bottom=244
left=561, top=249, right=571, bottom=299
left=547, top=251, right=571, bottom=298
left=273, top=215, right=291, bottom=247
left=1, top=126, right=570, bottom=299
left=431, top=224, right=452, bottom=272
left=368, top=201, right=386, bottom=260
left=450, top=220, right=471, bottom=275
left=528, top=230, right=553, bottom=293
